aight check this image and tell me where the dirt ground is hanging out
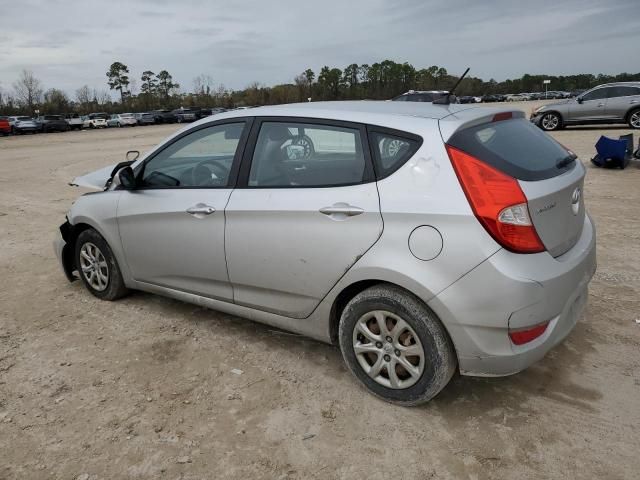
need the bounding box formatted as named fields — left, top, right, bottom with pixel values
left=1, top=103, right=639, bottom=480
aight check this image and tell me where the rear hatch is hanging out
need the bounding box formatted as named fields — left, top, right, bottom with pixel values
left=442, top=110, right=584, bottom=257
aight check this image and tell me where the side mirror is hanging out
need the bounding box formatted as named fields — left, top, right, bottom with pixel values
left=117, top=166, right=136, bottom=190
left=126, top=150, right=140, bottom=161
left=576, top=97, right=583, bottom=104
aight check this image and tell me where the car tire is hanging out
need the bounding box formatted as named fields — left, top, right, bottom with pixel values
left=628, top=109, right=640, bottom=129
left=75, top=229, right=129, bottom=301
left=540, top=112, right=562, bottom=131
left=338, top=284, right=456, bottom=406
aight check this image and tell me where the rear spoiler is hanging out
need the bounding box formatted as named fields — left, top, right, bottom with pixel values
left=439, top=109, right=525, bottom=142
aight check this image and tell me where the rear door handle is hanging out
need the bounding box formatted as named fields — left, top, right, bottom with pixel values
left=319, top=204, right=364, bottom=217
left=631, top=100, right=638, bottom=104
left=597, top=103, right=605, bottom=107
left=186, top=203, right=216, bottom=215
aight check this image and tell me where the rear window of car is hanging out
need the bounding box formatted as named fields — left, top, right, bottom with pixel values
left=447, top=118, right=574, bottom=181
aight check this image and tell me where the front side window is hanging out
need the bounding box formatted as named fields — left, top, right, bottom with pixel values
left=141, top=122, right=245, bottom=188
left=248, top=122, right=366, bottom=187
left=582, top=88, right=609, bottom=101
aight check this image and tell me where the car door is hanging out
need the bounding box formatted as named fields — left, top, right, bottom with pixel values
left=225, top=118, right=383, bottom=318
left=117, top=120, right=250, bottom=301
left=568, top=87, right=610, bottom=121
left=605, top=86, right=640, bottom=121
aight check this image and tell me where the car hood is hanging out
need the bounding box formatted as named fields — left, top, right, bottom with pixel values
left=70, top=164, right=114, bottom=190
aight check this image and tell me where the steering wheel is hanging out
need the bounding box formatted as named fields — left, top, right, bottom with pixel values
left=190, top=159, right=229, bottom=186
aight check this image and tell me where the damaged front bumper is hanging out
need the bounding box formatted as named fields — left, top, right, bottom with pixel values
left=53, top=220, right=76, bottom=282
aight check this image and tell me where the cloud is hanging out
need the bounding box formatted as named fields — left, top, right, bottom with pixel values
left=0, top=0, right=637, bottom=96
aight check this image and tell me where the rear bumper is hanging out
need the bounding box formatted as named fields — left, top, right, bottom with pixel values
left=429, top=213, right=597, bottom=376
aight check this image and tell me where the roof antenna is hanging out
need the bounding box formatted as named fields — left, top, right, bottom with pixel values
left=433, top=67, right=470, bottom=105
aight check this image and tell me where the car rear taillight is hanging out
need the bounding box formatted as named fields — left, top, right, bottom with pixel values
left=509, top=321, right=549, bottom=345
left=446, top=145, right=545, bottom=254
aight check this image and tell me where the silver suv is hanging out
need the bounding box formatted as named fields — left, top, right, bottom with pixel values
left=54, top=102, right=596, bottom=405
left=531, top=82, right=640, bottom=130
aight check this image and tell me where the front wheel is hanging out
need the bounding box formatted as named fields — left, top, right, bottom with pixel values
left=338, top=285, right=456, bottom=406
left=75, top=229, right=129, bottom=301
left=540, top=112, right=562, bottom=131
left=628, top=109, right=640, bottom=129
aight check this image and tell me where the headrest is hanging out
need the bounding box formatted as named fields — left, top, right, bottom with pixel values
left=264, top=124, right=291, bottom=141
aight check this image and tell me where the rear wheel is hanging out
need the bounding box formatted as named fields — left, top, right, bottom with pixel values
left=338, top=285, right=456, bottom=406
left=75, top=229, right=129, bottom=301
left=540, top=112, right=562, bottom=131
left=629, top=109, right=640, bottom=129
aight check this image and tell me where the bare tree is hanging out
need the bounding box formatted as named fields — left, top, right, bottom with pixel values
left=13, top=69, right=43, bottom=113
left=94, top=89, right=112, bottom=106
left=193, top=74, right=213, bottom=96
left=76, top=85, right=91, bottom=103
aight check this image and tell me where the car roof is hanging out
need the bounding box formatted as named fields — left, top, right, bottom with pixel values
left=596, top=81, right=640, bottom=87
left=189, top=100, right=521, bottom=137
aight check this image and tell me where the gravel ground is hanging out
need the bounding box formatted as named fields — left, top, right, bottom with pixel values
left=1, top=103, right=639, bottom=479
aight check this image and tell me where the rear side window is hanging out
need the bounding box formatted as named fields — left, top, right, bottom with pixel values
left=248, top=122, right=366, bottom=187
left=369, top=131, right=421, bottom=178
left=608, top=86, right=640, bottom=98
left=447, top=119, right=574, bottom=181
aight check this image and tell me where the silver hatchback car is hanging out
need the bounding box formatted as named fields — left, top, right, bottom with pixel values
left=531, top=81, right=640, bottom=131
left=55, top=102, right=596, bottom=405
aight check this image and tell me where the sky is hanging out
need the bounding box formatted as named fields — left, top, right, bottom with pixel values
left=0, top=0, right=638, bottom=98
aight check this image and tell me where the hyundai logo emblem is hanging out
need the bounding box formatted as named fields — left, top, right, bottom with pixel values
left=571, top=187, right=581, bottom=215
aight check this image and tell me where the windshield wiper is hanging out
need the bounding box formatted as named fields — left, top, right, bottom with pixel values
left=556, top=154, right=576, bottom=169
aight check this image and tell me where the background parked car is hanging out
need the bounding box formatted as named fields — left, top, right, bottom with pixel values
left=0, top=116, right=10, bottom=135
left=64, top=113, right=84, bottom=130
left=84, top=113, right=108, bottom=129
left=37, top=114, right=70, bottom=132
left=133, top=112, right=156, bottom=125
left=151, top=109, right=177, bottom=124
left=8, top=116, right=40, bottom=134
left=506, top=94, right=528, bottom=102
left=391, top=90, right=450, bottom=102
left=531, top=81, right=640, bottom=130
left=458, top=96, right=476, bottom=104
left=173, top=108, right=200, bottom=123
left=481, top=94, right=505, bottom=102
left=107, top=113, right=137, bottom=127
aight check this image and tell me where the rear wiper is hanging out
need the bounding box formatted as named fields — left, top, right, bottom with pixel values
left=556, top=154, right=576, bottom=169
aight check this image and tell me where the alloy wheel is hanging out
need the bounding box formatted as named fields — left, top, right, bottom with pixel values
left=541, top=113, right=559, bottom=130
left=630, top=111, right=640, bottom=129
left=352, top=310, right=425, bottom=389
left=79, top=242, right=109, bottom=291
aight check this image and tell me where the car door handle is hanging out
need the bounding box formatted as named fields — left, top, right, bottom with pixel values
left=597, top=103, right=605, bottom=107
left=631, top=100, right=638, bottom=104
left=186, top=203, right=216, bottom=215
left=319, top=204, right=364, bottom=217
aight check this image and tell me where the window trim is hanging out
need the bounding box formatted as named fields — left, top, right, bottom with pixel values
left=236, top=116, right=376, bottom=189
left=366, top=125, right=423, bottom=180
left=133, top=117, right=253, bottom=190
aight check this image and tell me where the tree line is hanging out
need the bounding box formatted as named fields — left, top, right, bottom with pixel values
left=2, top=59, right=639, bottom=116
